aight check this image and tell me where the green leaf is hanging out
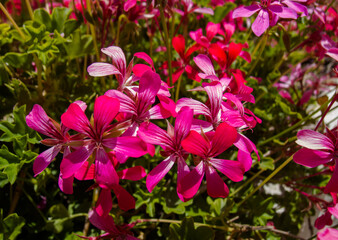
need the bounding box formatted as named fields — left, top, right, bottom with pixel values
left=4, top=78, right=32, bottom=104
left=13, top=135, right=28, bottom=157
left=52, top=7, right=72, bottom=33
left=169, top=217, right=214, bottom=240
left=64, top=30, right=93, bottom=58
left=4, top=164, right=19, bottom=185
left=208, top=3, right=236, bottom=23
left=3, top=53, right=32, bottom=69
left=0, top=105, right=41, bottom=144
left=2, top=213, right=25, bottom=240
left=260, top=157, right=275, bottom=170
left=48, top=204, right=69, bottom=219
left=34, top=8, right=52, bottom=32
left=64, top=19, right=81, bottom=37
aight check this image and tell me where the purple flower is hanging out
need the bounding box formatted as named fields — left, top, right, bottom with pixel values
left=294, top=128, right=338, bottom=193
left=232, top=0, right=298, bottom=36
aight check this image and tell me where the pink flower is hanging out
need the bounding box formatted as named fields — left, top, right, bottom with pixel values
left=294, top=128, right=338, bottom=193
left=138, top=107, right=193, bottom=201
left=317, top=228, right=338, bottom=240
left=232, top=0, right=298, bottom=36
left=77, top=207, right=139, bottom=240
left=178, top=123, right=244, bottom=200
left=60, top=95, right=147, bottom=188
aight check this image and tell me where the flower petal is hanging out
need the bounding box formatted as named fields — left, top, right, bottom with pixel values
left=206, top=165, right=229, bottom=198
left=172, top=35, right=186, bottom=58
left=177, top=161, right=205, bottom=200
left=296, top=130, right=334, bottom=151
left=74, top=161, right=95, bottom=180
left=112, top=184, right=135, bottom=211
left=89, top=208, right=118, bottom=233
left=117, top=166, right=146, bottom=181
left=210, top=158, right=244, bottom=182
left=103, top=136, right=147, bottom=159
left=232, top=5, right=260, bottom=18
left=209, top=123, right=237, bottom=157
left=252, top=9, right=269, bottom=37
left=317, top=228, right=338, bottom=240
left=193, top=54, right=216, bottom=76
left=105, top=89, right=136, bottom=114
left=94, top=96, right=120, bottom=136
left=87, top=62, right=122, bottom=77
left=146, top=155, right=175, bottom=192
left=176, top=98, right=210, bottom=117
left=95, top=148, right=119, bottom=188
left=324, top=165, right=338, bottom=193
left=293, top=148, right=333, bottom=168
left=101, top=46, right=126, bottom=77
left=137, top=71, right=161, bottom=114
left=58, top=173, right=74, bottom=194
left=33, top=145, right=62, bottom=176
left=60, top=145, right=94, bottom=178
left=174, top=107, right=193, bottom=145
left=181, top=130, right=210, bottom=157
left=61, top=103, right=92, bottom=137
left=96, top=188, right=113, bottom=216
left=138, top=122, right=173, bottom=150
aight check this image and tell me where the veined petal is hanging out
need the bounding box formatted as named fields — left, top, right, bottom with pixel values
left=177, top=161, right=205, bottom=200
left=232, top=5, right=260, bottom=18
left=95, top=148, right=119, bottom=187
left=252, top=9, right=269, bottom=37
left=193, top=54, right=216, bottom=76
left=193, top=7, right=214, bottom=15
left=191, top=119, right=214, bottom=133
left=96, top=189, right=113, bottom=216
left=124, top=0, right=136, bottom=12
left=206, top=22, right=220, bottom=41
left=203, top=81, right=223, bottom=121
left=61, top=103, right=92, bottom=137
left=112, top=184, right=135, bottom=211
left=175, top=107, right=193, bottom=145
left=181, top=130, right=210, bottom=157
left=103, top=136, right=147, bottom=159
left=87, top=63, right=122, bottom=77
left=117, top=166, right=146, bottom=181
left=138, top=122, right=173, bottom=150
left=146, top=155, right=175, bottom=192
left=328, top=204, right=338, bottom=219
left=137, top=71, right=161, bottom=114
left=60, top=145, right=95, bottom=178
left=33, top=145, right=62, bottom=176
left=282, top=0, right=308, bottom=16
left=26, top=104, right=60, bottom=138
left=317, top=228, right=338, bottom=240
left=210, top=158, right=244, bottom=182
left=101, top=46, right=126, bottom=77
left=209, top=123, right=237, bottom=157
left=324, top=165, right=338, bottom=193
left=105, top=90, right=136, bottom=114
left=296, top=130, right=334, bottom=151
left=132, top=64, right=153, bottom=77
left=177, top=156, right=190, bottom=201
left=206, top=165, right=229, bottom=198
left=293, top=148, right=333, bottom=168
left=176, top=98, right=210, bottom=117
left=94, top=96, right=120, bottom=136
left=326, top=48, right=338, bottom=62
left=237, top=150, right=253, bottom=172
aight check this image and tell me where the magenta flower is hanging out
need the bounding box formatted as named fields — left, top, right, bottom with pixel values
left=138, top=107, right=193, bottom=201
left=77, top=207, right=139, bottom=240
left=60, top=95, right=147, bottom=188
left=294, top=128, right=338, bottom=193
left=318, top=228, right=338, bottom=240
left=232, top=0, right=298, bottom=36
left=178, top=123, right=244, bottom=200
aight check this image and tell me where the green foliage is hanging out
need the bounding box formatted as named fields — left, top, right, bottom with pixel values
left=0, top=210, right=25, bottom=240
left=169, top=217, right=214, bottom=240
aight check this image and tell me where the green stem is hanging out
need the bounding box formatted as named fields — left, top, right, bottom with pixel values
left=0, top=3, right=26, bottom=40
left=85, top=0, right=100, bottom=61
left=229, top=169, right=265, bottom=197
left=257, top=95, right=334, bottom=147
left=22, top=188, right=47, bottom=222
left=159, top=5, right=173, bottom=90
left=247, top=33, right=268, bottom=76
left=136, top=218, right=230, bottom=231
left=237, top=155, right=294, bottom=207
left=24, top=0, right=34, bottom=20
left=33, top=54, right=43, bottom=100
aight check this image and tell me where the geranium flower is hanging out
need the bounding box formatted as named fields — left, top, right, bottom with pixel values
left=77, top=207, right=139, bottom=240
left=60, top=95, right=147, bottom=188
left=138, top=107, right=193, bottom=201
left=294, top=128, right=338, bottom=193
left=232, top=0, right=298, bottom=36
left=318, top=228, right=338, bottom=240
left=178, top=123, right=244, bottom=200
